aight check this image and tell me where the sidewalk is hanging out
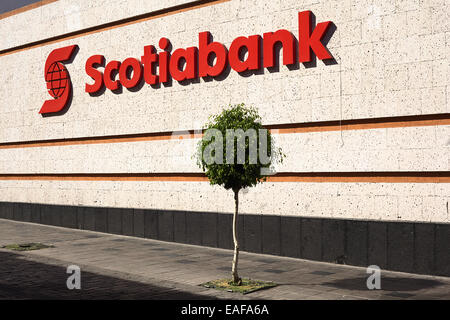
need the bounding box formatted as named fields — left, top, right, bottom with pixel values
left=0, top=218, right=449, bottom=300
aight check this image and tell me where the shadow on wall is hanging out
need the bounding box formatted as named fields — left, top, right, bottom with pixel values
left=1, top=202, right=449, bottom=278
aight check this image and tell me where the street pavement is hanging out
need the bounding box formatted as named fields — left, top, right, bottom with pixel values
left=0, top=218, right=449, bottom=300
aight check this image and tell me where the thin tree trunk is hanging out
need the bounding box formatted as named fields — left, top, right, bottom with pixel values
left=231, top=189, right=241, bottom=285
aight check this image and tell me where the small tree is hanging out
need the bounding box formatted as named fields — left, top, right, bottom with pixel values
left=196, top=104, right=284, bottom=285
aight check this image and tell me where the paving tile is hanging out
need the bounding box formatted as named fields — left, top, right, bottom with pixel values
left=310, top=271, right=335, bottom=276
left=256, top=258, right=278, bottom=264
left=175, top=259, right=195, bottom=264
left=263, top=269, right=286, bottom=274
left=384, top=292, right=415, bottom=299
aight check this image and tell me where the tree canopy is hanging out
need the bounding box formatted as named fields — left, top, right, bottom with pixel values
left=196, top=103, right=284, bottom=192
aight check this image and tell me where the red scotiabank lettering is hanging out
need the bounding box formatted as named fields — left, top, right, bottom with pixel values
left=84, top=54, right=104, bottom=93
left=298, top=11, right=332, bottom=62
left=104, top=60, right=121, bottom=91
left=198, top=31, right=227, bottom=77
left=85, top=10, right=333, bottom=93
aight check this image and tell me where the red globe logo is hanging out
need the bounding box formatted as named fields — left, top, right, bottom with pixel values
left=45, top=61, right=69, bottom=99
left=40, top=44, right=78, bottom=114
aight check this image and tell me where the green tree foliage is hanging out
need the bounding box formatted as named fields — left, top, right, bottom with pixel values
left=196, top=103, right=284, bottom=285
left=197, top=103, right=284, bottom=192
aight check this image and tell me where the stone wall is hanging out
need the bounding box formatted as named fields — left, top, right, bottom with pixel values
left=0, top=1, right=448, bottom=241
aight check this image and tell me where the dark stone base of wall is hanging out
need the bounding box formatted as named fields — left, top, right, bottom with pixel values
left=0, top=202, right=449, bottom=277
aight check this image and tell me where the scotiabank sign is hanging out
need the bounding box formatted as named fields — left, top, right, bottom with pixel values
left=41, top=11, right=334, bottom=114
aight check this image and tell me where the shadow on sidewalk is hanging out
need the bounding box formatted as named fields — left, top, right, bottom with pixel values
left=322, top=276, right=444, bottom=292
left=0, top=251, right=217, bottom=300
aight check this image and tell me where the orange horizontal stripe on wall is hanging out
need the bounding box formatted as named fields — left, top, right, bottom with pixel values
left=267, top=172, right=450, bottom=183
left=0, top=0, right=230, bottom=57
left=0, top=172, right=449, bottom=183
left=268, top=113, right=450, bottom=134
left=0, top=113, right=449, bottom=149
